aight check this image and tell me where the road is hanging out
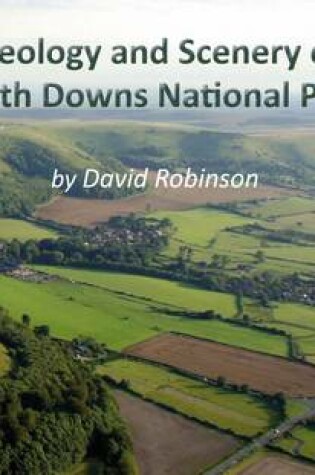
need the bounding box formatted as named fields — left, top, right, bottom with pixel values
left=205, top=400, right=315, bottom=475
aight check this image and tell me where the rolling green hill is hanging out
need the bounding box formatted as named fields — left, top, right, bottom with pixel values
left=0, top=120, right=314, bottom=218
left=0, top=123, right=129, bottom=217
left=46, top=121, right=315, bottom=188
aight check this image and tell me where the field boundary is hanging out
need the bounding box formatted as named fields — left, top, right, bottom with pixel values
left=110, top=385, right=248, bottom=441
left=124, top=333, right=315, bottom=397
left=125, top=330, right=292, bottom=363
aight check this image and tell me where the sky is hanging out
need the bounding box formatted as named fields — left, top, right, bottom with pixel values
left=0, top=0, right=315, bottom=95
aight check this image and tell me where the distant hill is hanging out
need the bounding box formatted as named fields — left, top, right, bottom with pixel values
left=0, top=120, right=314, bottom=218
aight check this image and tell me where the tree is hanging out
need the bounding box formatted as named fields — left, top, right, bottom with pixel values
left=23, top=240, right=40, bottom=263
left=255, top=250, right=265, bottom=263
left=22, top=314, right=31, bottom=327
left=211, top=254, right=230, bottom=269
left=217, top=376, right=227, bottom=388
left=235, top=291, right=244, bottom=317
left=34, top=325, right=50, bottom=337
left=8, top=239, right=21, bottom=260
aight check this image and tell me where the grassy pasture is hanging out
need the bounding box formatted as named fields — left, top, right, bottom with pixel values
left=291, top=426, right=315, bottom=459
left=151, top=208, right=251, bottom=248
left=0, top=275, right=288, bottom=355
left=262, top=244, right=315, bottom=264
left=35, top=266, right=237, bottom=315
left=273, top=303, right=315, bottom=329
left=212, top=223, right=315, bottom=275
left=297, top=336, right=315, bottom=362
left=150, top=205, right=315, bottom=277
left=98, top=358, right=278, bottom=437
left=275, top=425, right=315, bottom=460
left=275, top=212, right=315, bottom=234
left=0, top=219, right=57, bottom=241
left=240, top=197, right=315, bottom=219
left=35, top=264, right=315, bottom=340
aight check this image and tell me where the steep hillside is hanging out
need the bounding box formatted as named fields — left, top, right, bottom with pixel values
left=0, top=124, right=129, bottom=217
left=0, top=120, right=314, bottom=218
left=45, top=121, right=315, bottom=186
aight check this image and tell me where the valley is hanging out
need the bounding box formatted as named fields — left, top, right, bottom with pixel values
left=1, top=118, right=315, bottom=474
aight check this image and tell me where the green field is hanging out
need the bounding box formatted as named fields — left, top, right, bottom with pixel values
left=149, top=204, right=315, bottom=277
left=215, top=232, right=315, bottom=265
left=262, top=244, right=315, bottom=264
left=97, top=358, right=278, bottom=437
left=291, top=426, right=315, bottom=459
left=297, top=336, right=315, bottom=363
left=35, top=265, right=315, bottom=344
left=35, top=266, right=237, bottom=315
left=0, top=219, right=57, bottom=241
left=151, top=208, right=251, bottom=248
left=285, top=399, right=309, bottom=418
left=273, top=303, right=315, bottom=329
left=272, top=304, right=315, bottom=361
left=275, top=424, right=315, bottom=460
left=254, top=303, right=315, bottom=361
left=0, top=274, right=288, bottom=355
left=240, top=197, right=315, bottom=219
left=276, top=212, right=315, bottom=234
left=0, top=343, right=10, bottom=376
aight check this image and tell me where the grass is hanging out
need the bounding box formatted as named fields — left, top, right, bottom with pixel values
left=241, top=197, right=315, bottom=219
left=40, top=266, right=314, bottom=329
left=275, top=436, right=298, bottom=453
left=150, top=205, right=315, bottom=278
left=275, top=424, right=315, bottom=460
left=0, top=275, right=288, bottom=355
left=254, top=303, right=315, bottom=361
left=0, top=219, right=57, bottom=241
left=297, top=337, right=315, bottom=362
left=0, top=343, right=10, bottom=376
left=291, top=426, right=315, bottom=459
left=63, top=460, right=104, bottom=475
left=262, top=244, right=315, bottom=264
left=34, top=265, right=315, bottom=355
left=151, top=208, right=250, bottom=248
left=285, top=399, right=309, bottom=418
left=97, top=359, right=278, bottom=437
left=35, top=266, right=237, bottom=315
left=273, top=303, right=315, bottom=329
left=276, top=212, right=315, bottom=234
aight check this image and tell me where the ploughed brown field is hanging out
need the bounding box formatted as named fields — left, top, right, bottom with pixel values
left=35, top=180, right=292, bottom=227
left=115, top=390, right=239, bottom=475
left=238, top=455, right=315, bottom=474
left=125, top=334, right=315, bottom=397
